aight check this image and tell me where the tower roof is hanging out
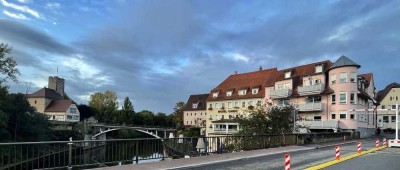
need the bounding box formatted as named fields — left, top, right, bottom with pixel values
left=328, top=55, right=360, bottom=71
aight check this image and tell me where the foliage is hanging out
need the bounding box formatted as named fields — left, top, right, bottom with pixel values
left=78, top=104, right=96, bottom=121
left=0, top=43, right=20, bottom=83
left=172, top=102, right=185, bottom=128
left=236, top=106, right=294, bottom=135
left=89, top=90, right=118, bottom=123
left=122, top=97, right=134, bottom=112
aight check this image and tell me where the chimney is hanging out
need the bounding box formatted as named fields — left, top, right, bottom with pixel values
left=259, top=66, right=263, bottom=71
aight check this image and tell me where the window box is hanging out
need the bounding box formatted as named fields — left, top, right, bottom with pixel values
left=208, top=108, right=213, bottom=111
left=248, top=105, right=254, bottom=110
left=234, top=106, right=240, bottom=109
left=221, top=106, right=225, bottom=110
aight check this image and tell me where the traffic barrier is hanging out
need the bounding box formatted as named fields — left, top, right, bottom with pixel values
left=383, top=138, right=387, bottom=145
left=376, top=138, right=379, bottom=148
left=284, top=154, right=291, bottom=170
left=357, top=142, right=361, bottom=153
left=335, top=146, right=340, bottom=160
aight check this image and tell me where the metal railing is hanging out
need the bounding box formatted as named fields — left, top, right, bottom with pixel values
left=298, top=103, right=323, bottom=112
left=298, top=84, right=325, bottom=96
left=0, top=132, right=357, bottom=169
left=270, top=89, right=292, bottom=99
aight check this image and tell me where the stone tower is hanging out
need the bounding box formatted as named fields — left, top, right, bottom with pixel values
left=48, top=76, right=65, bottom=98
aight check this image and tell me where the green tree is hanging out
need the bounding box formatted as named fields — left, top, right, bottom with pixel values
left=122, top=97, right=134, bottom=112
left=137, top=110, right=155, bottom=126
left=154, top=112, right=167, bottom=127
left=89, top=90, right=118, bottom=123
left=172, top=102, right=185, bottom=128
left=0, top=43, right=19, bottom=83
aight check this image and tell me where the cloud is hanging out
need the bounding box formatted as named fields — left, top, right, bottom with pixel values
left=1, top=0, right=41, bottom=19
left=3, top=10, right=29, bottom=20
left=46, top=3, right=61, bottom=10
left=17, top=0, right=31, bottom=4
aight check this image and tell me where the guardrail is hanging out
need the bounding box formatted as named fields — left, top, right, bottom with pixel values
left=0, top=132, right=357, bottom=169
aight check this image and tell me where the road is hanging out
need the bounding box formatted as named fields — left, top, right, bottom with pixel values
left=180, top=140, right=378, bottom=170
left=323, top=147, right=400, bottom=170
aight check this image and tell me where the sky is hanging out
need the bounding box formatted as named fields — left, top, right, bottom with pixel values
left=0, top=0, right=399, bottom=114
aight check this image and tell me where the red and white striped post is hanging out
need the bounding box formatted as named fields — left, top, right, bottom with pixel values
left=357, top=142, right=362, bottom=153
left=335, top=146, right=340, bottom=160
left=383, top=138, right=387, bottom=146
left=284, top=154, right=291, bottom=170
left=376, top=138, right=379, bottom=148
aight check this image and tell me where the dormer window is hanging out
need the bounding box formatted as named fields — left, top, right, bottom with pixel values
left=315, top=65, right=323, bottom=73
left=192, top=103, right=198, bottom=109
left=284, top=71, right=291, bottom=78
left=226, top=91, right=233, bottom=96
left=213, top=92, right=219, bottom=98
left=239, top=90, right=247, bottom=95
left=252, top=88, right=259, bottom=94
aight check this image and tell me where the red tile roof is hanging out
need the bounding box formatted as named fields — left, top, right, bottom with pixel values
left=207, top=68, right=278, bottom=101
left=28, top=88, right=63, bottom=100
left=184, top=94, right=209, bottom=111
left=45, top=100, right=73, bottom=112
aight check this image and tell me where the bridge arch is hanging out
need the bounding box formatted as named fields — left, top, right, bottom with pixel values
left=91, top=127, right=168, bottom=140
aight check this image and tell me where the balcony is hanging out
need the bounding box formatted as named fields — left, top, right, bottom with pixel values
left=297, top=120, right=339, bottom=130
left=270, top=89, right=292, bottom=99
left=298, top=84, right=325, bottom=96
left=298, top=103, right=323, bottom=112
left=211, top=129, right=238, bottom=135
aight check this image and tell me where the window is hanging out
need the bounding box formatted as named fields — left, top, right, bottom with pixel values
left=315, top=65, right=323, bottom=73
left=186, top=113, right=188, bottom=116
left=209, top=103, right=213, bottom=108
left=331, top=113, right=336, bottom=119
left=339, top=73, right=347, bottom=83
left=350, top=114, right=355, bottom=119
left=277, top=99, right=290, bottom=106
left=239, top=90, right=247, bottom=95
left=213, top=92, right=219, bottom=98
left=339, top=92, right=347, bottom=104
left=284, top=71, right=291, bottom=78
left=283, top=83, right=291, bottom=89
left=192, top=103, right=198, bottom=109
left=215, top=103, right=219, bottom=109
left=381, top=105, right=385, bottom=109
left=331, top=74, right=336, bottom=84
left=34, top=100, right=37, bottom=104
left=340, top=112, right=347, bottom=119
left=392, top=116, right=396, bottom=122
left=228, top=102, right=232, bottom=109
left=226, top=91, right=233, bottom=96
left=70, top=108, right=77, bottom=113
left=191, top=113, right=192, bottom=116
left=397, top=96, right=399, bottom=101
left=314, top=116, right=321, bottom=121
left=234, top=102, right=239, bottom=107
left=187, top=121, right=188, bottom=124
left=257, top=100, right=262, bottom=106
left=191, top=121, right=192, bottom=124
left=331, top=94, right=336, bottom=104
left=252, top=88, right=259, bottom=94
left=221, top=103, right=225, bottom=109
left=350, top=93, right=356, bottom=104
left=195, top=113, right=197, bottom=116
left=67, top=115, right=73, bottom=120
left=392, top=105, right=397, bottom=109
left=249, top=101, right=254, bottom=106
left=277, top=84, right=284, bottom=89
left=349, top=72, right=356, bottom=83
left=390, top=96, right=392, bottom=101
left=242, top=101, right=246, bottom=108
left=383, top=116, right=389, bottom=123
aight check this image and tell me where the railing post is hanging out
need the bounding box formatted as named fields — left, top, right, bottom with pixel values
left=135, top=140, right=139, bottom=164
left=67, top=137, right=73, bottom=170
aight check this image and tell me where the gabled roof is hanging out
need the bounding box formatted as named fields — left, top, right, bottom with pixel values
left=184, top=94, right=209, bottom=111
left=28, top=88, right=63, bottom=100
left=207, top=68, right=278, bottom=101
left=328, top=55, right=360, bottom=71
left=358, top=73, right=373, bottom=87
left=377, top=82, right=400, bottom=103
left=45, top=100, right=73, bottom=112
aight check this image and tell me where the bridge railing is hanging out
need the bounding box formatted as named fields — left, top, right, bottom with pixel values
left=0, top=132, right=357, bottom=169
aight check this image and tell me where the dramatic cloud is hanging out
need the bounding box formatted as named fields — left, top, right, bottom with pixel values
left=3, top=10, right=29, bottom=20
left=1, top=0, right=41, bottom=19
left=1, top=0, right=399, bottom=113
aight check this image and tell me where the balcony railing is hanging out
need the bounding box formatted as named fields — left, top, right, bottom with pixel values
left=297, top=120, right=339, bottom=130
left=211, top=129, right=238, bottom=134
left=298, top=84, right=325, bottom=96
left=270, top=89, right=292, bottom=99
left=298, top=103, right=323, bottom=112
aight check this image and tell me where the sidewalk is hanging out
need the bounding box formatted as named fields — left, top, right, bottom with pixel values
left=95, top=138, right=367, bottom=170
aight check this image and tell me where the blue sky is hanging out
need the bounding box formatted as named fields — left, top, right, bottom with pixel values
left=0, top=0, right=399, bottom=114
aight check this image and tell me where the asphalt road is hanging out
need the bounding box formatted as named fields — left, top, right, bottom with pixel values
left=323, top=147, right=400, bottom=170
left=181, top=140, right=378, bottom=170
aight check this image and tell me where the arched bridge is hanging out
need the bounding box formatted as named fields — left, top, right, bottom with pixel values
left=91, top=124, right=176, bottom=140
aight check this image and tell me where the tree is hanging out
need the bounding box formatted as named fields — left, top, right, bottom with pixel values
left=154, top=112, right=167, bottom=127
left=77, top=104, right=96, bottom=121
left=122, top=97, right=134, bottom=112
left=0, top=43, right=19, bottom=83
left=172, top=102, right=185, bottom=128
left=88, top=90, right=118, bottom=123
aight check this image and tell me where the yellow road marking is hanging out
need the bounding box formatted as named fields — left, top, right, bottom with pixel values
left=304, top=145, right=387, bottom=170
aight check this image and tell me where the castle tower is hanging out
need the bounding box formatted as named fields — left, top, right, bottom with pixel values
left=48, top=76, right=65, bottom=98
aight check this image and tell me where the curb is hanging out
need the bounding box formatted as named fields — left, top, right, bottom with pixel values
left=304, top=145, right=387, bottom=170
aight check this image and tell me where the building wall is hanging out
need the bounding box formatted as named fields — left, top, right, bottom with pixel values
left=45, top=104, right=80, bottom=122
left=377, top=87, right=400, bottom=129
left=183, top=110, right=207, bottom=127
left=48, top=76, right=65, bottom=98
left=27, top=97, right=52, bottom=113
